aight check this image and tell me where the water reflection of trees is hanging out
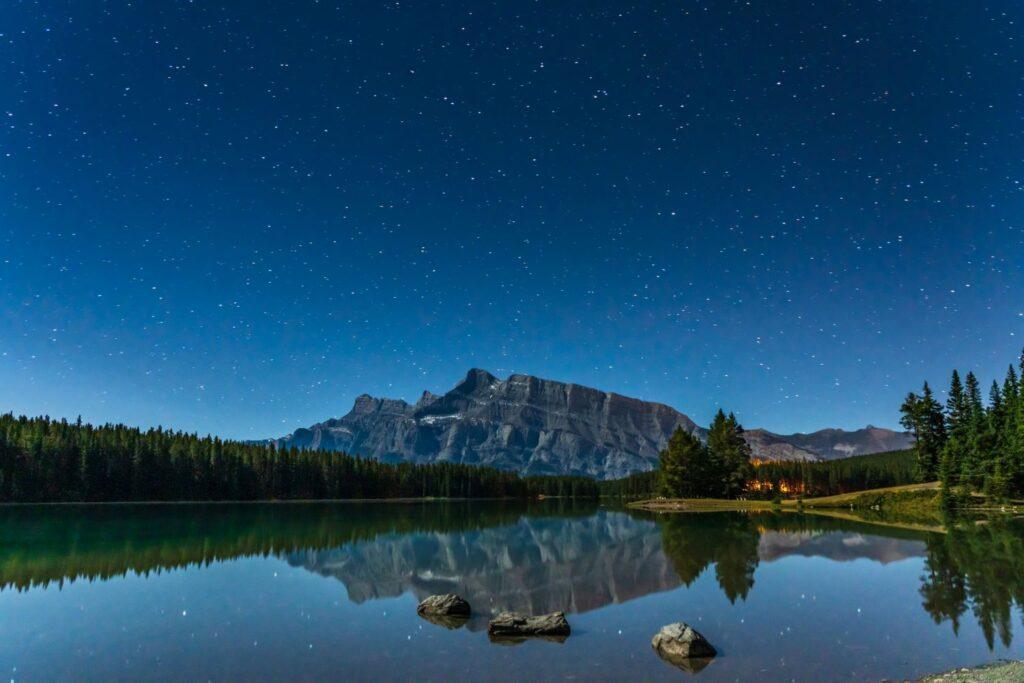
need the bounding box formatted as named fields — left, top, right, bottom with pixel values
left=656, top=510, right=1024, bottom=648
left=657, top=514, right=760, bottom=602
left=655, top=512, right=926, bottom=603
left=0, top=500, right=595, bottom=591
left=919, top=516, right=1024, bottom=649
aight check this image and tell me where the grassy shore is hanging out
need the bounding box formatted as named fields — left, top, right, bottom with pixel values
left=629, top=482, right=941, bottom=513
left=628, top=497, right=777, bottom=512
left=628, top=481, right=1024, bottom=533
left=798, top=481, right=940, bottom=507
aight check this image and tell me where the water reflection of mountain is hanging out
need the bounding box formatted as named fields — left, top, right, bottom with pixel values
left=289, top=511, right=679, bottom=622
left=758, top=530, right=924, bottom=563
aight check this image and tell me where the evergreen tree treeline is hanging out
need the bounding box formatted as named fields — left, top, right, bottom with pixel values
left=900, top=349, right=1024, bottom=500
left=751, top=449, right=917, bottom=497
left=0, top=414, right=598, bottom=503
left=599, top=449, right=918, bottom=499
left=598, top=469, right=659, bottom=498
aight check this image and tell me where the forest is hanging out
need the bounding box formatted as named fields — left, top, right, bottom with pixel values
left=598, top=449, right=918, bottom=499
left=900, top=348, right=1024, bottom=500
left=605, top=409, right=918, bottom=500
left=0, top=413, right=598, bottom=503
left=750, top=449, right=917, bottom=497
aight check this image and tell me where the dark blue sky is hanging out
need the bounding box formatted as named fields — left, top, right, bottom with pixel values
left=2, top=1, right=1022, bottom=438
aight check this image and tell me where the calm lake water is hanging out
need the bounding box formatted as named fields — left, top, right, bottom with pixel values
left=1, top=502, right=1022, bottom=682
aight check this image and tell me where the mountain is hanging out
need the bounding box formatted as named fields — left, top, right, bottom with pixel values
left=779, top=426, right=913, bottom=460
left=742, top=429, right=821, bottom=462
left=274, top=368, right=702, bottom=479
left=271, top=368, right=911, bottom=479
left=743, top=425, right=912, bottom=462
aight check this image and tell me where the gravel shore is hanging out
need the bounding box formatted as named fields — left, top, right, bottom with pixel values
left=908, top=661, right=1024, bottom=682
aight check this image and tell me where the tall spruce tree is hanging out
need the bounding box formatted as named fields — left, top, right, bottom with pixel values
left=981, top=381, right=1009, bottom=499
left=946, top=370, right=968, bottom=429
left=900, top=381, right=946, bottom=481
left=960, top=372, right=987, bottom=490
left=939, top=370, right=969, bottom=491
left=707, top=409, right=753, bottom=498
left=657, top=427, right=707, bottom=498
left=1004, top=365, right=1020, bottom=404
left=1012, top=356, right=1024, bottom=494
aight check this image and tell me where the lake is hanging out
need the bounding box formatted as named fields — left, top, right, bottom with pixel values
left=1, top=502, right=1022, bottom=681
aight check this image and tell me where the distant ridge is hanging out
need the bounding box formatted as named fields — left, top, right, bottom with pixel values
left=271, top=369, right=912, bottom=479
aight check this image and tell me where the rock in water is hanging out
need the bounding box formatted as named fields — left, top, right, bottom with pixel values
left=417, top=612, right=469, bottom=630
left=416, top=594, right=471, bottom=617
left=487, top=611, right=571, bottom=637
left=651, top=622, right=717, bottom=671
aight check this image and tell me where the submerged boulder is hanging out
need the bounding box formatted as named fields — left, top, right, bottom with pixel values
left=417, top=612, right=469, bottom=630
left=416, top=594, right=471, bottom=617
left=487, top=611, right=571, bottom=637
left=651, top=622, right=717, bottom=671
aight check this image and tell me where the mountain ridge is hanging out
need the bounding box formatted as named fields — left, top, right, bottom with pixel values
left=271, top=368, right=911, bottom=479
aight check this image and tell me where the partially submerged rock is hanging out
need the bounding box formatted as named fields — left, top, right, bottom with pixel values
left=651, top=622, right=717, bottom=672
left=487, top=633, right=568, bottom=646
left=417, top=612, right=469, bottom=630
left=487, top=611, right=571, bottom=638
left=416, top=594, right=471, bottom=618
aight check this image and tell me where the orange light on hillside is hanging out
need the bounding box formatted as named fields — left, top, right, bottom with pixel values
left=746, top=479, right=805, bottom=494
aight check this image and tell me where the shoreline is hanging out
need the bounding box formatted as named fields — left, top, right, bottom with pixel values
left=625, top=498, right=950, bottom=534
left=628, top=481, right=945, bottom=513
left=908, top=660, right=1024, bottom=682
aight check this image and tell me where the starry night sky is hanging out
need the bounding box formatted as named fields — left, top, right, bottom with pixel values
left=2, top=1, right=1022, bottom=438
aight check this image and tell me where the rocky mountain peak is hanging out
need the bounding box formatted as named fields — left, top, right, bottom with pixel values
left=349, top=394, right=383, bottom=416
left=272, top=369, right=912, bottom=478
left=414, top=390, right=440, bottom=409
left=452, top=368, right=499, bottom=395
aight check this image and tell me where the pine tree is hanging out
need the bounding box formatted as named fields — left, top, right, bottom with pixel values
left=981, top=381, right=1010, bottom=499
left=725, top=412, right=754, bottom=497
left=657, top=427, right=707, bottom=498
left=900, top=381, right=946, bottom=481
left=959, top=372, right=987, bottom=490
left=1015, top=394, right=1024, bottom=495
left=1004, top=365, right=1020, bottom=405
left=940, top=370, right=970, bottom=492
left=705, top=410, right=730, bottom=496
left=1010, top=356, right=1024, bottom=495
left=946, top=370, right=969, bottom=431
left=707, top=410, right=754, bottom=498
